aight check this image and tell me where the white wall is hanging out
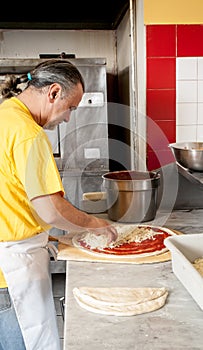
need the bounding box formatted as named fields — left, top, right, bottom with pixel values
left=176, top=57, right=203, bottom=142
left=0, top=29, right=116, bottom=73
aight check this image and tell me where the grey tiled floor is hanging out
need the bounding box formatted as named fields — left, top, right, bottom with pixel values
left=52, top=273, right=66, bottom=349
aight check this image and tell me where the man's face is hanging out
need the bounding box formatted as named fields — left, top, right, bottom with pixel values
left=44, top=83, right=83, bottom=130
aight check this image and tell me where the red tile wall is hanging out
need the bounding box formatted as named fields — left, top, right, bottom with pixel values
left=146, top=24, right=203, bottom=170
left=177, top=25, right=203, bottom=57
left=146, top=25, right=176, bottom=170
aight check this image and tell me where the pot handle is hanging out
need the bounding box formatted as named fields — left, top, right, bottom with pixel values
left=151, top=169, right=161, bottom=178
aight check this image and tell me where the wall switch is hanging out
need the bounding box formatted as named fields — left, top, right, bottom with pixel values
left=84, top=148, right=101, bottom=159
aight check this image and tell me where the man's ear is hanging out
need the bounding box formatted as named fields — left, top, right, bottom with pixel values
left=48, top=83, right=61, bottom=101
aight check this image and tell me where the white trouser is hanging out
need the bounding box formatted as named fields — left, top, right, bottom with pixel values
left=0, top=232, right=61, bottom=350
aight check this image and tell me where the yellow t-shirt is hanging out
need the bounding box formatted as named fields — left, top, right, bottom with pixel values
left=0, top=97, right=65, bottom=287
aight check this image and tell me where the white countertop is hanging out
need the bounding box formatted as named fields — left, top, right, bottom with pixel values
left=60, top=209, right=203, bottom=350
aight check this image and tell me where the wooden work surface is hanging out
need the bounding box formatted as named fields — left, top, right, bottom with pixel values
left=56, top=229, right=182, bottom=264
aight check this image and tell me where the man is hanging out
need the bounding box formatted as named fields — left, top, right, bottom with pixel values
left=0, top=59, right=117, bottom=350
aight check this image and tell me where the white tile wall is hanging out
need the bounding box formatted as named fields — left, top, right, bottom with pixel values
left=176, top=57, right=203, bottom=142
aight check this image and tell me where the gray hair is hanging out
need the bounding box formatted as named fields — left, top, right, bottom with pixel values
left=0, top=59, right=85, bottom=99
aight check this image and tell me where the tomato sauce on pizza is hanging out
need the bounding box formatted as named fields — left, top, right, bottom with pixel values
left=72, top=225, right=175, bottom=257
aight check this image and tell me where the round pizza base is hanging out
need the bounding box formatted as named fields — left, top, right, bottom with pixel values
left=71, top=225, right=178, bottom=260
left=57, top=229, right=182, bottom=264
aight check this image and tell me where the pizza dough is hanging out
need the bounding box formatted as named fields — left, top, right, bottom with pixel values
left=72, top=286, right=168, bottom=316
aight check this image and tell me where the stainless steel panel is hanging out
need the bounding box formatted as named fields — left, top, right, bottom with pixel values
left=61, top=170, right=106, bottom=209
left=59, top=60, right=109, bottom=171
left=79, top=92, right=104, bottom=107
left=0, top=58, right=107, bottom=73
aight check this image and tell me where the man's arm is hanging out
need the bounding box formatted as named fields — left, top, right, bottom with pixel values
left=31, top=192, right=117, bottom=243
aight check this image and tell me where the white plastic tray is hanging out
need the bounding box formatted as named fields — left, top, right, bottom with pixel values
left=164, top=233, right=203, bottom=310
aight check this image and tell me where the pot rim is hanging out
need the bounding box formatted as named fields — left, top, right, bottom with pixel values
left=102, top=170, right=160, bottom=191
left=102, top=170, right=160, bottom=182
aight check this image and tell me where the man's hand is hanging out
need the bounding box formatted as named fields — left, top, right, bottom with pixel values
left=88, top=221, right=118, bottom=245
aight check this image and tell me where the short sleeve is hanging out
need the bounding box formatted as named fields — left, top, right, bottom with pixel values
left=13, top=132, right=65, bottom=200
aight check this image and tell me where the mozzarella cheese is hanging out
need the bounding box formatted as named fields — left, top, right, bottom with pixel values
left=80, top=225, right=163, bottom=250
left=112, top=225, right=159, bottom=247
left=192, top=257, right=203, bottom=277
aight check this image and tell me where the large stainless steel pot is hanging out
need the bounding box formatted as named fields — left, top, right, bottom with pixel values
left=169, top=142, right=203, bottom=171
left=102, top=170, right=160, bottom=223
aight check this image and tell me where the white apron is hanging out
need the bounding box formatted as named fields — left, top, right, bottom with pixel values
left=0, top=232, right=61, bottom=350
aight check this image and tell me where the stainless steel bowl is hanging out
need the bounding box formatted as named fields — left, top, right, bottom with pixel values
left=169, top=142, right=203, bottom=171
